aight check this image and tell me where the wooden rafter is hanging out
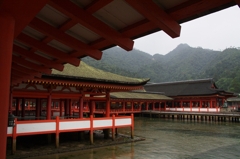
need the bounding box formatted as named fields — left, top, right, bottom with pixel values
left=125, top=0, right=181, bottom=38
left=16, top=33, right=80, bottom=66
left=12, top=56, right=52, bottom=75
left=0, top=0, right=49, bottom=38
left=85, top=0, right=113, bottom=13
left=90, top=0, right=233, bottom=50
left=13, top=45, right=64, bottom=71
left=11, top=70, right=34, bottom=79
left=12, top=63, right=42, bottom=78
left=49, top=0, right=134, bottom=51
left=29, top=18, right=103, bottom=60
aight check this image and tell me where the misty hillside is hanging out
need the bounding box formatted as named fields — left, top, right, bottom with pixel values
left=82, top=44, right=240, bottom=93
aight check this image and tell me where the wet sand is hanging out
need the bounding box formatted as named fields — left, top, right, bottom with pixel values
left=6, top=130, right=145, bottom=159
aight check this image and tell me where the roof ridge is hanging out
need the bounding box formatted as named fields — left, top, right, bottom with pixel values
left=146, top=78, right=213, bottom=86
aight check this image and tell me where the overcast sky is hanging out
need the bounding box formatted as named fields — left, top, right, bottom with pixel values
left=133, top=6, right=240, bottom=55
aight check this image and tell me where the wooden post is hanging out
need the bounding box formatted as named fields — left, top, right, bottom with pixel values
left=112, top=115, right=115, bottom=141
left=12, top=118, right=17, bottom=154
left=90, top=115, right=93, bottom=144
left=0, top=11, right=14, bottom=159
left=55, top=116, right=59, bottom=148
left=79, top=96, right=84, bottom=118
left=22, top=98, right=25, bottom=118
left=131, top=114, right=134, bottom=139
left=16, top=98, right=19, bottom=116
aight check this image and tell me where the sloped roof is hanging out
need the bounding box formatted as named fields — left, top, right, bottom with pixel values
left=144, top=78, right=233, bottom=97
left=110, top=92, right=172, bottom=100
left=227, top=97, right=240, bottom=102
left=47, top=61, right=150, bottom=85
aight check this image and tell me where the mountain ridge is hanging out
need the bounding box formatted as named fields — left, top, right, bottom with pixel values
left=82, top=44, right=240, bottom=93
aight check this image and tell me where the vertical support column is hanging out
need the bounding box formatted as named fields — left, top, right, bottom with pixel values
left=190, top=101, right=192, bottom=112
left=0, top=11, right=15, bottom=159
left=90, top=115, right=93, bottom=144
left=60, top=100, right=63, bottom=117
left=12, top=118, right=17, bottom=154
left=21, top=98, right=25, bottom=118
left=164, top=101, right=166, bottom=111
left=131, top=114, right=134, bottom=139
left=9, top=87, right=13, bottom=114
left=112, top=115, right=115, bottom=141
left=104, top=91, right=110, bottom=139
left=16, top=98, right=19, bottom=116
left=146, top=102, right=148, bottom=110
left=131, top=102, right=134, bottom=112
left=106, top=91, right=110, bottom=117
left=55, top=116, right=59, bottom=148
left=36, top=99, right=41, bottom=119
left=123, top=102, right=125, bottom=112
left=79, top=96, right=84, bottom=118
left=47, top=93, right=52, bottom=120
left=68, top=99, right=72, bottom=116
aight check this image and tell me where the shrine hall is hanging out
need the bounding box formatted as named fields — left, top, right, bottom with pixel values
left=1, top=0, right=240, bottom=158
left=144, top=79, right=235, bottom=112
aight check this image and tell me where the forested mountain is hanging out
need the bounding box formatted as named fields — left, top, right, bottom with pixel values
left=82, top=44, right=240, bottom=93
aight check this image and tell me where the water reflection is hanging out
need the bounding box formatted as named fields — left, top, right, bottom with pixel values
left=29, top=117, right=240, bottom=159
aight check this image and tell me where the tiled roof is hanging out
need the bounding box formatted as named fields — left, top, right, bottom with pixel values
left=48, top=61, right=150, bottom=85
left=144, top=78, right=233, bottom=96
left=110, top=92, right=172, bottom=100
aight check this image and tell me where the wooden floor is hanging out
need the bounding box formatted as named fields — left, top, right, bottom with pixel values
left=141, top=110, right=240, bottom=122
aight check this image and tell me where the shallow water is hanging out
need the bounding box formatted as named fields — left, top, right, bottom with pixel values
left=30, top=118, right=240, bottom=159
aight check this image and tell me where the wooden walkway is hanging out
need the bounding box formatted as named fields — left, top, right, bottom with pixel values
left=141, top=110, right=240, bottom=122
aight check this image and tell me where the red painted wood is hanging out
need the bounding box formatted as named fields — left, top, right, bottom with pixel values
left=125, top=0, right=181, bottom=38
left=29, top=18, right=103, bottom=60
left=13, top=45, right=64, bottom=71
left=49, top=0, right=134, bottom=51
left=0, top=12, right=14, bottom=158
left=12, top=63, right=42, bottom=78
left=12, top=55, right=52, bottom=75
left=17, top=33, right=80, bottom=66
left=0, top=0, right=49, bottom=38
left=105, top=92, right=110, bottom=117
left=47, top=94, right=52, bottom=120
left=85, top=0, right=113, bottom=13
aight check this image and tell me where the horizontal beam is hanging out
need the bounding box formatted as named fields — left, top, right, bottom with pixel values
left=13, top=45, right=64, bottom=71
left=49, top=0, right=134, bottom=51
left=12, top=63, right=42, bottom=78
left=16, top=33, right=80, bottom=66
left=125, top=0, right=181, bottom=38
left=85, top=0, right=113, bottom=13
left=29, top=18, right=102, bottom=60
left=12, top=56, right=52, bottom=75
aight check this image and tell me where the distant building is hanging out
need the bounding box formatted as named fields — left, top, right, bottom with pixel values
left=144, top=79, right=235, bottom=112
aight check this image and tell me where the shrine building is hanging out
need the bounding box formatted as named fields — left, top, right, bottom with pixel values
left=144, top=79, right=235, bottom=112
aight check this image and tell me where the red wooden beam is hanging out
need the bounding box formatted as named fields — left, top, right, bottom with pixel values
left=13, top=45, right=64, bottom=71
left=49, top=0, right=134, bottom=51
left=91, top=0, right=233, bottom=50
left=11, top=70, right=34, bottom=79
left=0, top=0, right=49, bottom=38
left=12, top=56, right=52, bottom=75
left=85, top=0, right=113, bottom=13
left=125, top=0, right=181, bottom=38
left=29, top=18, right=103, bottom=60
left=16, top=33, right=80, bottom=66
left=12, top=63, right=42, bottom=78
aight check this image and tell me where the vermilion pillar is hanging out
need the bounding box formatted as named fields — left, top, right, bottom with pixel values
left=106, top=91, right=110, bottom=117
left=79, top=96, right=83, bottom=118
left=47, top=94, right=52, bottom=120
left=0, top=11, right=15, bottom=159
